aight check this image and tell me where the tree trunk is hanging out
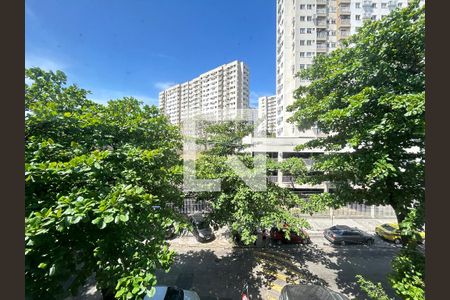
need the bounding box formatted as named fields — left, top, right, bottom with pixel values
left=101, top=287, right=115, bottom=300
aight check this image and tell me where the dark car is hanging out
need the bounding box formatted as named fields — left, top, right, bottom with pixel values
left=270, top=225, right=311, bottom=245
left=279, top=284, right=349, bottom=300
left=324, top=225, right=375, bottom=246
left=189, top=213, right=215, bottom=243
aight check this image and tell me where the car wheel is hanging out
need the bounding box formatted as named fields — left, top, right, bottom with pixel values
left=340, top=240, right=346, bottom=246
left=394, top=238, right=401, bottom=245
left=367, top=239, right=374, bottom=246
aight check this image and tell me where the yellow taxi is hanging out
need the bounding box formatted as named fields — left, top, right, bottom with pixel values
left=375, top=223, right=425, bottom=244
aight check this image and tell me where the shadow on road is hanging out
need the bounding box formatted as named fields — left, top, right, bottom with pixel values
left=155, top=249, right=263, bottom=300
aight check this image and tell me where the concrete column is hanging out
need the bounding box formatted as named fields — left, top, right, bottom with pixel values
left=324, top=182, right=334, bottom=225
left=277, top=151, right=283, bottom=185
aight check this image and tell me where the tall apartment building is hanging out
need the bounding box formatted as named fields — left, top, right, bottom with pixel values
left=159, top=60, right=250, bottom=125
left=275, top=0, right=417, bottom=137
left=257, top=95, right=277, bottom=136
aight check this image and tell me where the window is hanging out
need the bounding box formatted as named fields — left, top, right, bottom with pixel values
left=398, top=3, right=403, bottom=7
left=330, top=18, right=336, bottom=24
left=307, top=4, right=312, bottom=9
left=355, top=15, right=360, bottom=20
left=330, top=30, right=336, bottom=36
left=306, top=40, right=312, bottom=45
left=307, top=16, right=312, bottom=21
left=372, top=3, right=377, bottom=8
left=307, top=28, right=312, bottom=34
left=300, top=28, right=306, bottom=34
left=355, top=2, right=361, bottom=9
left=371, top=15, right=377, bottom=20
left=300, top=40, right=305, bottom=45
left=300, top=52, right=305, bottom=57
left=306, top=52, right=312, bottom=57
left=300, top=16, right=305, bottom=21
left=300, top=4, right=305, bottom=9
left=330, top=43, right=336, bottom=48
left=381, top=3, right=387, bottom=8
left=299, top=64, right=305, bottom=69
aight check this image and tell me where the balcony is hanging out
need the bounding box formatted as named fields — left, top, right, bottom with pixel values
left=339, top=31, right=351, bottom=39
left=268, top=176, right=278, bottom=183
left=317, top=32, right=328, bottom=40
left=316, top=8, right=327, bottom=15
left=339, top=7, right=351, bottom=14
left=316, top=0, right=327, bottom=4
left=282, top=176, right=294, bottom=183
left=315, top=21, right=327, bottom=28
left=338, top=19, right=351, bottom=27
left=316, top=44, right=328, bottom=52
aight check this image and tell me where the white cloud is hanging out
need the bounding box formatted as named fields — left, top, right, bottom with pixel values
left=154, top=81, right=176, bottom=91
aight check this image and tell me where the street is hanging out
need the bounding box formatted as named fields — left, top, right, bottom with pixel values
left=68, top=219, right=410, bottom=300
left=158, top=229, right=403, bottom=300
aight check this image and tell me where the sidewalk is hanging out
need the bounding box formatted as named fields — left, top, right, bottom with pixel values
left=304, top=217, right=397, bottom=235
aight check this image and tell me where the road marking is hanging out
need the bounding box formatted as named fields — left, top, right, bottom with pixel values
left=269, top=283, right=284, bottom=293
left=275, top=272, right=300, bottom=283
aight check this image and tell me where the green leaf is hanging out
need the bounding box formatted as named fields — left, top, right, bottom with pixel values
left=115, top=289, right=125, bottom=298
left=38, top=263, right=47, bottom=269
left=119, top=214, right=129, bottom=222
left=104, top=215, right=114, bottom=224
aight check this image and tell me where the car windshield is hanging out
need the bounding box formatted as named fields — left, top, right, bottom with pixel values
left=383, top=224, right=398, bottom=232
left=195, top=221, right=209, bottom=229
left=164, top=287, right=184, bottom=300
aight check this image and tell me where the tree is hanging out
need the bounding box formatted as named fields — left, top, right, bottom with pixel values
left=287, top=2, right=425, bottom=298
left=192, top=121, right=310, bottom=244
left=25, top=68, right=184, bottom=299
left=288, top=1, right=425, bottom=233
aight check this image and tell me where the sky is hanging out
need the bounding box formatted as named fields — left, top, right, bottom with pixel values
left=25, top=0, right=276, bottom=108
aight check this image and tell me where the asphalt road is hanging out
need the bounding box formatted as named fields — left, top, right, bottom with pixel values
left=68, top=228, right=417, bottom=300
left=157, top=233, right=404, bottom=300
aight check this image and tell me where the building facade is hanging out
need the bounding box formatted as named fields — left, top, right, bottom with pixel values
left=159, top=60, right=250, bottom=125
left=275, top=0, right=415, bottom=137
left=257, top=95, right=277, bottom=136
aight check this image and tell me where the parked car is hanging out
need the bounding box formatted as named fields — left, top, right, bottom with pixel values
left=270, top=224, right=311, bottom=245
left=375, top=223, right=425, bottom=244
left=324, top=225, right=375, bottom=246
left=144, top=286, right=200, bottom=300
left=279, top=284, right=349, bottom=300
left=189, top=213, right=215, bottom=243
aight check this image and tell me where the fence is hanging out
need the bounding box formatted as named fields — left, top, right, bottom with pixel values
left=175, top=198, right=211, bottom=215
left=295, top=202, right=396, bottom=219
left=175, top=198, right=395, bottom=219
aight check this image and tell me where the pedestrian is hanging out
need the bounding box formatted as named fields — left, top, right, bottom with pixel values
left=262, top=229, right=268, bottom=248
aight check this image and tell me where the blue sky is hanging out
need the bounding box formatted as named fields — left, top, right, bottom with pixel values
left=25, top=0, right=276, bottom=108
